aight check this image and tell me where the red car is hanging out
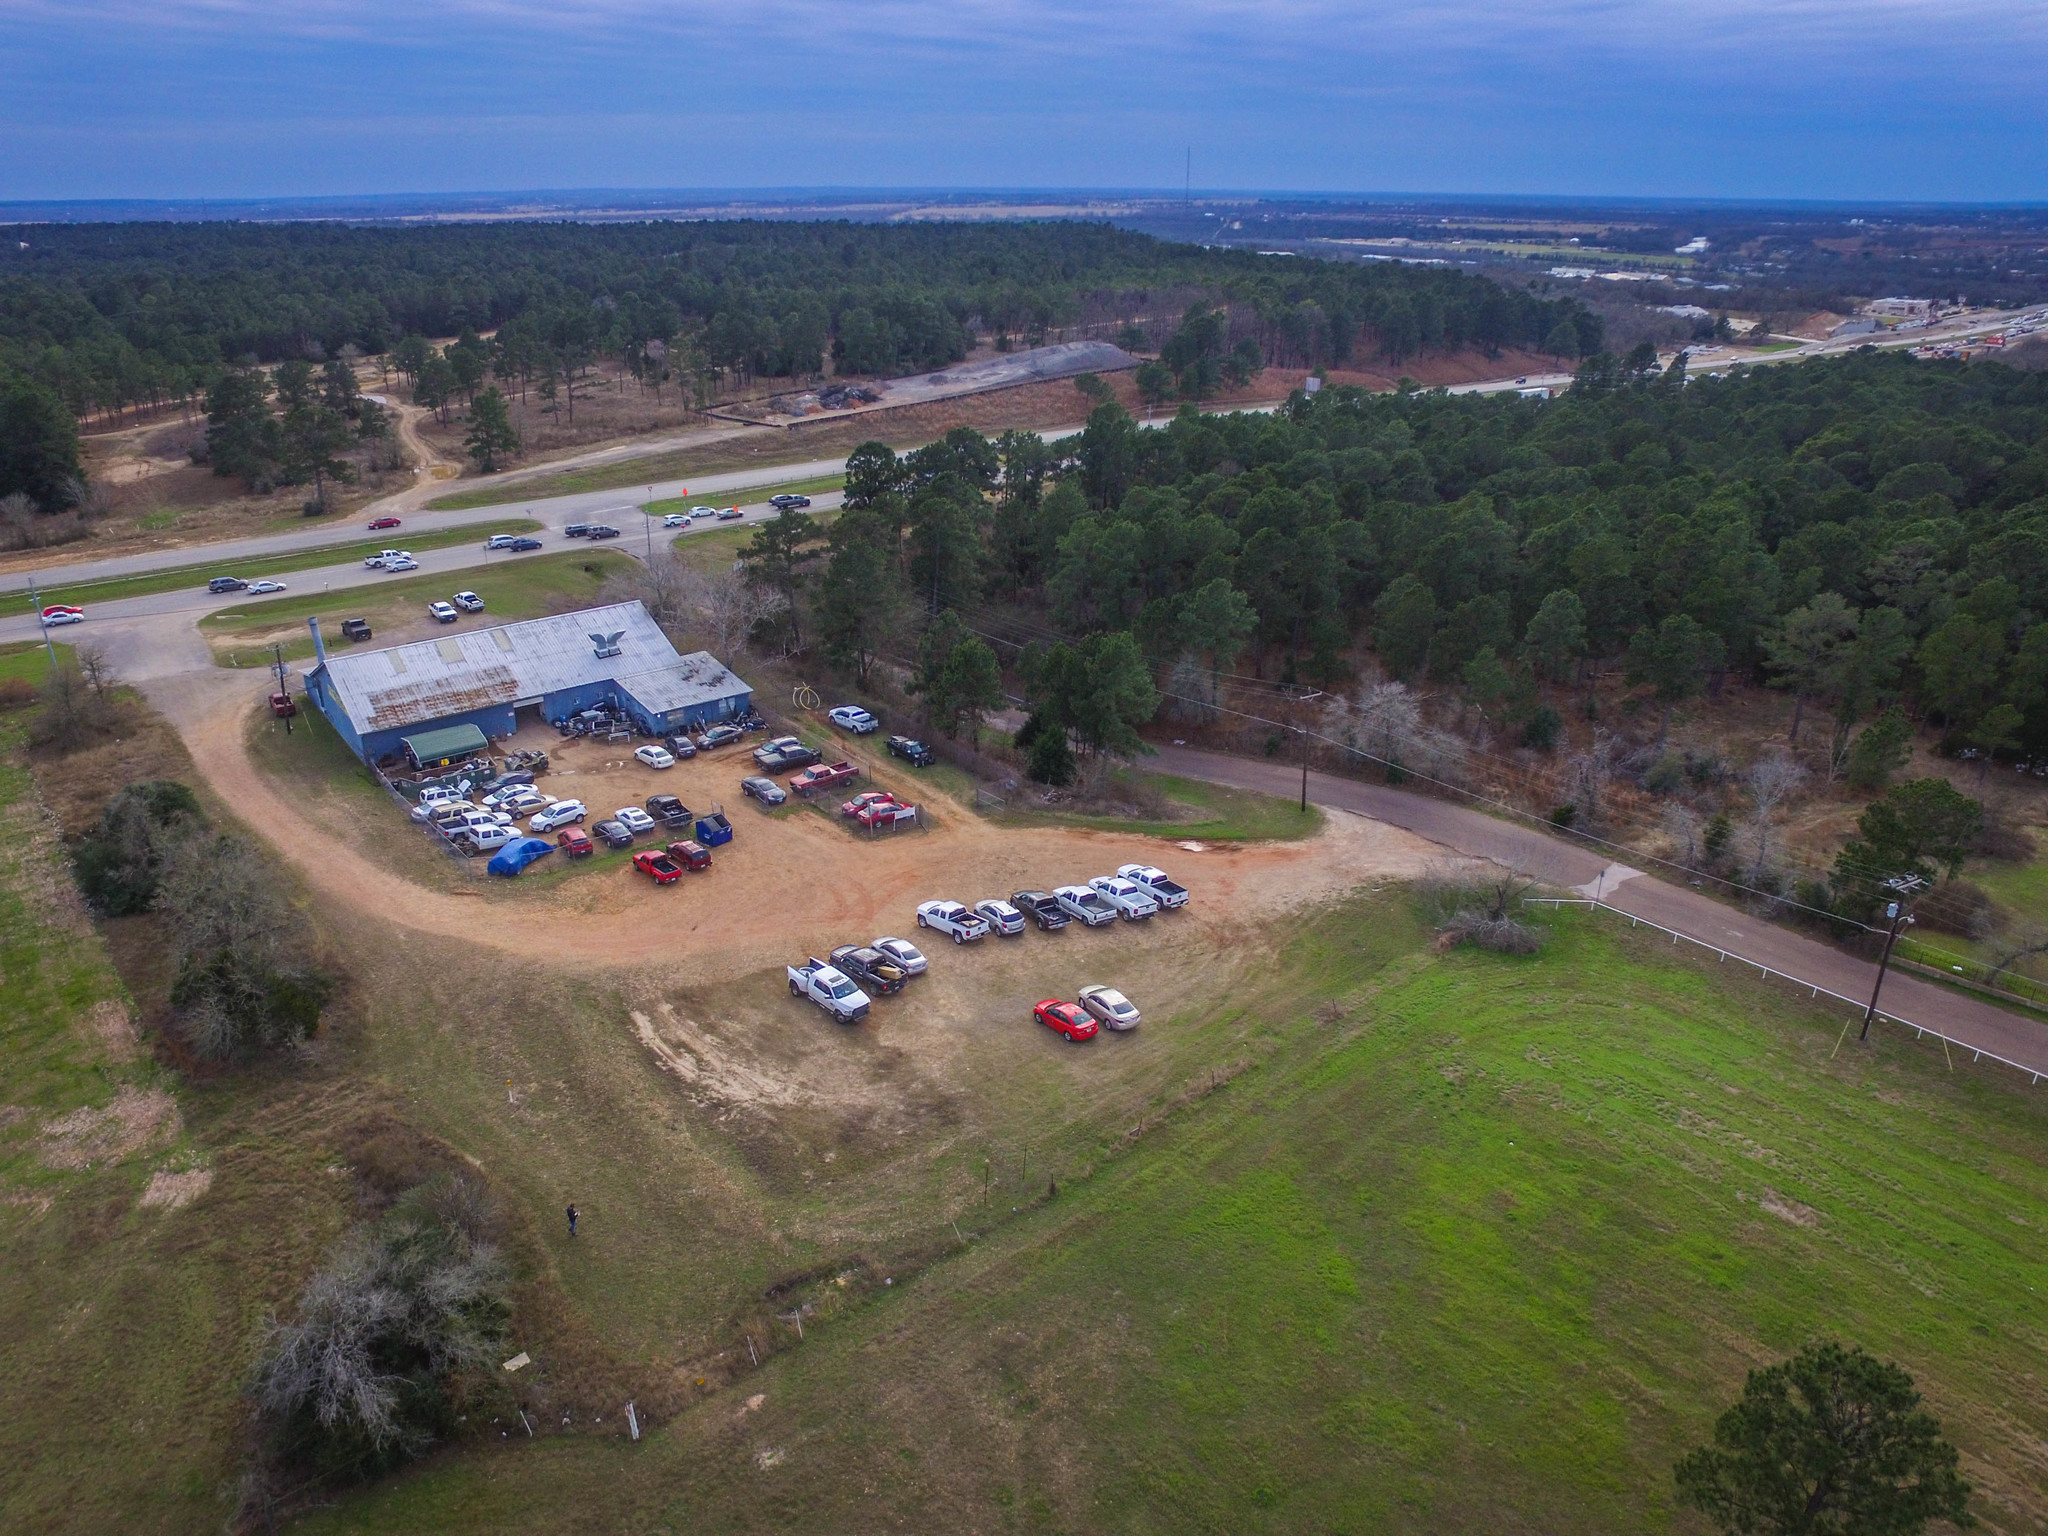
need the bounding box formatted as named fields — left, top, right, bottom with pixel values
left=633, top=849, right=684, bottom=884
left=556, top=827, right=594, bottom=858
left=667, top=839, right=712, bottom=871
left=367, top=516, right=402, bottom=530
left=1033, top=999, right=1098, bottom=1043
left=840, top=789, right=897, bottom=819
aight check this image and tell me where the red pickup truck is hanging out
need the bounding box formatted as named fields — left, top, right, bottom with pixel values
left=633, top=849, right=684, bottom=884
left=789, top=760, right=859, bottom=795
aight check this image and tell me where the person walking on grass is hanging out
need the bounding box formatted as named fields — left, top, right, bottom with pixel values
left=566, top=1203, right=578, bottom=1238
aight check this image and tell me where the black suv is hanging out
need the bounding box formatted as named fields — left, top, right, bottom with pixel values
left=207, top=576, right=249, bottom=594
left=646, top=794, right=693, bottom=830
left=563, top=522, right=592, bottom=538
left=661, top=734, right=699, bottom=759
left=886, top=734, right=934, bottom=767
left=1009, top=890, right=1071, bottom=931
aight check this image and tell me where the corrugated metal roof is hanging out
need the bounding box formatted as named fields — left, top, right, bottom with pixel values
left=312, top=601, right=749, bottom=733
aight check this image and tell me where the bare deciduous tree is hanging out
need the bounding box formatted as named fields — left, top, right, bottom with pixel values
left=1744, top=750, right=1806, bottom=885
left=606, top=552, right=791, bottom=658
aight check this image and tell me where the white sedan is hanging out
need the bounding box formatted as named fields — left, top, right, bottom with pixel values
left=39, top=606, right=84, bottom=626
left=385, top=556, right=421, bottom=572
left=615, top=806, right=657, bottom=834
left=828, top=705, right=879, bottom=734
left=973, top=898, right=1026, bottom=936
left=691, top=505, right=719, bottom=519
left=917, top=901, right=991, bottom=943
left=247, top=579, right=288, bottom=595
left=1079, top=985, right=1141, bottom=1031
left=662, top=512, right=687, bottom=528
left=530, top=800, right=587, bottom=832
left=873, top=936, right=928, bottom=975
left=1089, top=875, right=1161, bottom=921
left=634, top=744, right=676, bottom=769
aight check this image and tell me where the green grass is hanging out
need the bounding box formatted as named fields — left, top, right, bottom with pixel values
left=201, top=550, right=635, bottom=667
left=289, top=902, right=2048, bottom=1535
left=989, top=770, right=1324, bottom=842
left=0, top=520, right=540, bottom=619
left=0, top=640, right=65, bottom=689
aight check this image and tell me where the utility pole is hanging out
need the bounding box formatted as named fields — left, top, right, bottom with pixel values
left=26, top=574, right=57, bottom=669
left=272, top=642, right=294, bottom=734
left=1291, top=688, right=1323, bottom=813
left=1859, top=873, right=1926, bottom=1040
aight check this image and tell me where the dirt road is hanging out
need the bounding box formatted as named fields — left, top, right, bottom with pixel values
left=1151, top=745, right=2048, bottom=1080
left=175, top=686, right=1437, bottom=981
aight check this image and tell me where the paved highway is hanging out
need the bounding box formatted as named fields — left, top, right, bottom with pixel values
left=1151, top=745, right=2048, bottom=1082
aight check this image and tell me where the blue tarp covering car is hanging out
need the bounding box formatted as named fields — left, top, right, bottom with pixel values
left=487, top=836, right=556, bottom=876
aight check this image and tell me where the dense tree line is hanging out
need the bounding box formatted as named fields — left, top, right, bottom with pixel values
left=793, top=349, right=2048, bottom=799
left=0, top=219, right=1598, bottom=432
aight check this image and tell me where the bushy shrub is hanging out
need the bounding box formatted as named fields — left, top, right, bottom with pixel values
left=70, top=779, right=203, bottom=916
left=252, top=1174, right=510, bottom=1480
left=1416, top=860, right=1546, bottom=954
left=1520, top=704, right=1562, bottom=752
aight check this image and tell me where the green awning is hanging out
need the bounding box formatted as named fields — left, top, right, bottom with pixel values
left=400, top=723, right=490, bottom=766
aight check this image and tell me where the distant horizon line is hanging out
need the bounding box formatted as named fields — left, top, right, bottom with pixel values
left=6, top=186, right=2048, bottom=221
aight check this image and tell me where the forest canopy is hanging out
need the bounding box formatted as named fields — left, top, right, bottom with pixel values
left=0, top=219, right=1597, bottom=422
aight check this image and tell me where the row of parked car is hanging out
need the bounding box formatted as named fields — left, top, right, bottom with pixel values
left=784, top=865, right=1190, bottom=1036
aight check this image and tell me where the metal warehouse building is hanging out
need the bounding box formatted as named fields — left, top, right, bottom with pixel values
left=302, top=601, right=752, bottom=765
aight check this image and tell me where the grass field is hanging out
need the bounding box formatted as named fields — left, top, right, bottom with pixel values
left=286, top=901, right=2048, bottom=1535
left=645, top=476, right=843, bottom=517
left=200, top=550, right=636, bottom=666
left=0, top=639, right=65, bottom=688
left=0, top=519, right=540, bottom=619
left=988, top=771, right=1325, bottom=843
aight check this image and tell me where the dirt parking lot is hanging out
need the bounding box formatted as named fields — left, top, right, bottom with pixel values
left=195, top=696, right=1441, bottom=985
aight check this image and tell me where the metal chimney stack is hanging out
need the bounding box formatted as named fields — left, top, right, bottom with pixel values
left=308, top=615, right=329, bottom=665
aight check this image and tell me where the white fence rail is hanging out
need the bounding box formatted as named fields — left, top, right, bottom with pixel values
left=1525, top=898, right=2043, bottom=1086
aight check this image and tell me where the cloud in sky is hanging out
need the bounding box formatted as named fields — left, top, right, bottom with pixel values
left=3, top=0, right=2045, bottom=200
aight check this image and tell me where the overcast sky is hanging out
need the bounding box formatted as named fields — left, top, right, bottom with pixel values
left=4, top=0, right=2045, bottom=202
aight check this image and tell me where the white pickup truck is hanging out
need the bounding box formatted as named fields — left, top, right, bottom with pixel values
left=1116, top=863, right=1189, bottom=909
left=1052, top=884, right=1120, bottom=927
left=1088, top=875, right=1160, bottom=921
left=364, top=548, right=410, bottom=569
left=787, top=959, right=872, bottom=1023
left=915, top=900, right=990, bottom=943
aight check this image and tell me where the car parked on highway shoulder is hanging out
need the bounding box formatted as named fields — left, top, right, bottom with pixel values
left=634, top=744, right=676, bottom=770
left=247, top=579, right=287, bottom=594
left=453, top=590, right=484, bottom=612
left=615, top=806, right=656, bottom=835
left=530, top=799, right=587, bottom=832
left=696, top=723, right=744, bottom=750
left=741, top=775, right=788, bottom=806
left=593, top=818, right=634, bottom=848
left=1052, top=884, right=1119, bottom=927
left=1079, top=984, right=1140, bottom=1031
left=1009, top=890, right=1071, bottom=930
left=873, top=936, right=928, bottom=975
left=1034, top=999, right=1098, bottom=1043
left=886, top=734, right=934, bottom=767
left=916, top=900, right=990, bottom=943
left=1088, top=875, right=1160, bottom=921
left=1116, top=863, right=1189, bottom=908
left=429, top=600, right=459, bottom=623
left=828, top=704, right=878, bottom=734
left=974, top=898, right=1026, bottom=936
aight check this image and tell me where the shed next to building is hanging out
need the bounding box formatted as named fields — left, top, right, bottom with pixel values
left=302, top=601, right=752, bottom=765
